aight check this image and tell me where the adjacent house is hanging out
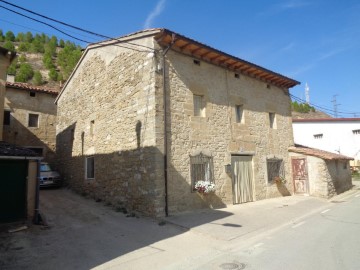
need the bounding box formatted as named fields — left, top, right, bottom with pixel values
left=3, top=81, right=58, bottom=163
left=56, top=28, right=300, bottom=217
left=0, top=47, right=40, bottom=223
left=289, top=144, right=353, bottom=198
left=292, top=118, right=360, bottom=168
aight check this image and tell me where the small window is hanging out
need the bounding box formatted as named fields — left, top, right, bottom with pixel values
left=314, top=134, right=323, bottom=139
left=352, top=129, right=360, bottom=135
left=266, top=84, right=271, bottom=89
left=30, top=91, right=36, bottom=97
left=235, top=105, right=244, bottom=123
left=86, top=156, right=95, bottom=179
left=234, top=73, right=240, bottom=79
left=190, top=153, right=214, bottom=191
left=193, top=95, right=205, bottom=117
left=28, top=113, right=39, bottom=127
left=90, top=120, right=95, bottom=136
left=267, top=158, right=284, bottom=183
left=3, top=110, right=10, bottom=125
left=269, top=112, right=276, bottom=129
left=193, top=59, right=200, bottom=65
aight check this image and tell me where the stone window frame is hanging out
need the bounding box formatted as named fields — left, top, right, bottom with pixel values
left=28, top=113, right=39, bottom=128
left=190, top=152, right=214, bottom=192
left=85, top=156, right=95, bottom=180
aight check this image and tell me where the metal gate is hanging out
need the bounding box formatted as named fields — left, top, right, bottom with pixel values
left=231, top=155, right=254, bottom=204
left=291, top=158, right=309, bottom=194
left=0, top=160, right=27, bottom=222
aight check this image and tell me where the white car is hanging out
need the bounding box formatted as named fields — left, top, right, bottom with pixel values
left=40, top=162, right=61, bottom=187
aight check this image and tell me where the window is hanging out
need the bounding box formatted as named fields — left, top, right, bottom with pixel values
left=3, top=110, right=10, bottom=125
left=353, top=129, right=360, bottom=135
left=269, top=112, right=276, bottom=129
left=314, top=134, right=323, bottom=139
left=29, top=91, right=36, bottom=97
left=193, top=95, right=205, bottom=117
left=234, top=73, right=240, bottom=79
left=266, top=84, right=271, bottom=89
left=267, top=158, right=284, bottom=183
left=90, top=120, right=95, bottom=136
left=190, top=153, right=214, bottom=191
left=28, top=113, right=39, bottom=127
left=86, top=156, right=95, bottom=179
left=235, top=105, right=244, bottom=123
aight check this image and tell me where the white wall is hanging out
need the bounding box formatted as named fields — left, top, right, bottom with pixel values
left=293, top=120, right=360, bottom=165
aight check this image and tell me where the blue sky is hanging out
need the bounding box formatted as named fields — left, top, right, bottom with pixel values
left=1, top=0, right=360, bottom=117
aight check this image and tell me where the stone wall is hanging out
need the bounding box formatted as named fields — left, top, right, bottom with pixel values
left=56, top=36, right=166, bottom=216
left=0, top=53, right=10, bottom=140
left=164, top=50, right=295, bottom=213
left=290, top=153, right=352, bottom=198
left=3, top=87, right=57, bottom=164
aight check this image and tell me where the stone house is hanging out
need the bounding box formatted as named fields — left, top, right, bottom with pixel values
left=56, top=28, right=300, bottom=217
left=3, top=81, right=58, bottom=164
left=0, top=47, right=40, bottom=223
left=289, top=144, right=353, bottom=198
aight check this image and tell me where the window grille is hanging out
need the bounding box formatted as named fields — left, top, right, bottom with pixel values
left=266, top=158, right=284, bottom=183
left=352, top=129, right=360, bottom=135
left=313, top=134, right=323, bottom=139
left=190, top=153, right=214, bottom=191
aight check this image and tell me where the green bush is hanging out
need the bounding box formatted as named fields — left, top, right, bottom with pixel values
left=3, top=40, right=15, bottom=51
left=15, top=63, right=34, bottom=82
left=33, top=71, right=43, bottom=85
left=48, top=68, right=59, bottom=81
left=5, top=30, right=15, bottom=41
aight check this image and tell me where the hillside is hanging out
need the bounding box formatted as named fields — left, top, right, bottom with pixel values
left=291, top=101, right=332, bottom=119
left=0, top=29, right=83, bottom=91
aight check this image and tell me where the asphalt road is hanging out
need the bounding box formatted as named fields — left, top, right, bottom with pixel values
left=194, top=189, right=360, bottom=270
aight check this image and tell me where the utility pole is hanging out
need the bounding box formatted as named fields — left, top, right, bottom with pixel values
left=331, top=95, right=340, bottom=118
left=305, top=83, right=310, bottom=104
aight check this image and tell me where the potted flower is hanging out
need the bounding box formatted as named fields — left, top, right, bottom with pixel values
left=194, top=180, right=215, bottom=194
left=273, top=176, right=286, bottom=184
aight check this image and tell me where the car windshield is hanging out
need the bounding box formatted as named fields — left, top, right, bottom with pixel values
left=40, top=164, right=52, bottom=172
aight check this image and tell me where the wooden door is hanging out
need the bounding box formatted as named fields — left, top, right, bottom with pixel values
left=291, top=158, right=309, bottom=194
left=231, top=155, right=254, bottom=204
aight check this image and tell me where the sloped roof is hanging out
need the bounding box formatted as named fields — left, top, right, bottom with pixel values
left=289, top=144, right=353, bottom=160
left=0, top=141, right=39, bottom=157
left=6, top=82, right=59, bottom=95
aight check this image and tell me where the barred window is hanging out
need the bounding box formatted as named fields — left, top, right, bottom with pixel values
left=267, top=158, right=284, bottom=183
left=190, top=153, right=214, bottom=191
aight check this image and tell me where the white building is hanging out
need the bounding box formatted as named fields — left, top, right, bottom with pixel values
left=292, top=118, right=360, bottom=167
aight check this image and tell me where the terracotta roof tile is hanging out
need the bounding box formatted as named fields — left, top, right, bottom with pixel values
left=289, top=144, right=353, bottom=160
left=6, top=82, right=59, bottom=95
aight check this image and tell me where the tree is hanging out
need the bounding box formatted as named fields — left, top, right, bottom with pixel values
left=43, top=52, right=55, bottom=69
left=3, top=40, right=15, bottom=51
left=25, top=32, right=33, bottom=43
left=16, top=32, right=25, bottom=42
left=0, top=29, right=4, bottom=42
left=18, top=42, right=31, bottom=52
left=5, top=30, right=15, bottom=41
left=59, top=39, right=65, bottom=47
left=7, top=58, right=18, bottom=75
left=30, top=39, right=45, bottom=53
left=33, top=71, right=43, bottom=85
left=48, top=68, right=59, bottom=81
left=15, top=63, right=34, bottom=82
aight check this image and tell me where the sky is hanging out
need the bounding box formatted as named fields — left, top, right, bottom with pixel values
left=1, top=0, right=360, bottom=117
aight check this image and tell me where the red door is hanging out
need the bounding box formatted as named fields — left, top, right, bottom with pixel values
left=291, top=158, right=309, bottom=194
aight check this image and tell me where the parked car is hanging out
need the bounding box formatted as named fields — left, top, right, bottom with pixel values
left=39, top=162, right=61, bottom=187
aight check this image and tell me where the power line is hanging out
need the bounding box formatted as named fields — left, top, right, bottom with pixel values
left=0, top=0, right=154, bottom=51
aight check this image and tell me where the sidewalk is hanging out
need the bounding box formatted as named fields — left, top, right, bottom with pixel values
left=165, top=184, right=360, bottom=243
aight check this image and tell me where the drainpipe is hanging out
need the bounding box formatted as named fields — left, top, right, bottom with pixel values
left=162, top=34, right=176, bottom=217
left=33, top=158, right=41, bottom=224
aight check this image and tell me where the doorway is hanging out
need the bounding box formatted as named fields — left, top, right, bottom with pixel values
left=231, top=155, right=254, bottom=204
